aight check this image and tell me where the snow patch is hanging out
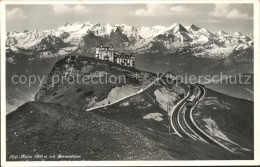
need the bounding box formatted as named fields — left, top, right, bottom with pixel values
left=241, top=147, right=251, bottom=152
left=203, top=118, right=240, bottom=146
left=154, top=87, right=178, bottom=112
left=94, top=85, right=140, bottom=107
left=120, top=101, right=130, bottom=107
left=203, top=97, right=231, bottom=109
left=143, top=113, right=163, bottom=121
left=145, top=126, right=155, bottom=131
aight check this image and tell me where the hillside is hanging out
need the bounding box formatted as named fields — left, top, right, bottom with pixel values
left=6, top=54, right=253, bottom=160
left=90, top=82, right=243, bottom=159
left=7, top=101, right=174, bottom=160
left=7, top=99, right=241, bottom=160
left=193, top=89, right=254, bottom=158
left=34, top=55, right=159, bottom=110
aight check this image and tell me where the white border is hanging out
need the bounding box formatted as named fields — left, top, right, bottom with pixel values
left=1, top=0, right=260, bottom=166
left=1, top=1, right=7, bottom=167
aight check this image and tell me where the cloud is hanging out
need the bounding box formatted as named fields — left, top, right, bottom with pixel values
left=7, top=8, right=27, bottom=20
left=132, top=4, right=191, bottom=17
left=52, top=4, right=70, bottom=14
left=202, top=19, right=223, bottom=23
left=170, top=5, right=190, bottom=12
left=133, top=4, right=168, bottom=16
left=52, top=4, right=91, bottom=14
left=209, top=4, right=252, bottom=19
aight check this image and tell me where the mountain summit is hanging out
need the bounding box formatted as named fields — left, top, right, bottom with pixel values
left=186, top=24, right=200, bottom=32
left=6, top=22, right=253, bottom=59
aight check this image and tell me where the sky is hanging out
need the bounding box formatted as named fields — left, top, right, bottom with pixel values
left=6, top=4, right=254, bottom=35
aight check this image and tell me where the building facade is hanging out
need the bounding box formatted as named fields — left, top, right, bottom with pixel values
left=95, top=44, right=135, bottom=68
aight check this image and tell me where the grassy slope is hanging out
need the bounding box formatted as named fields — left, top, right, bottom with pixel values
left=7, top=54, right=253, bottom=160
left=36, top=55, right=156, bottom=110
left=6, top=85, right=240, bottom=161
left=7, top=101, right=174, bottom=161
left=93, top=84, right=239, bottom=160
left=193, top=88, right=254, bottom=158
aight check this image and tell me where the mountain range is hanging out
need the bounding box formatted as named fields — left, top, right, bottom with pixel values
left=5, top=22, right=254, bottom=114
left=6, top=22, right=253, bottom=60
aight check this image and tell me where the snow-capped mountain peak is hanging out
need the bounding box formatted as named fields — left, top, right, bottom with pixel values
left=152, top=25, right=166, bottom=30
left=167, top=23, right=188, bottom=34
left=234, top=32, right=242, bottom=36
left=105, top=23, right=114, bottom=29
left=168, top=23, right=181, bottom=29
left=198, top=28, right=215, bottom=38
left=6, top=21, right=253, bottom=60
left=216, top=30, right=229, bottom=36
left=186, top=24, right=200, bottom=33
